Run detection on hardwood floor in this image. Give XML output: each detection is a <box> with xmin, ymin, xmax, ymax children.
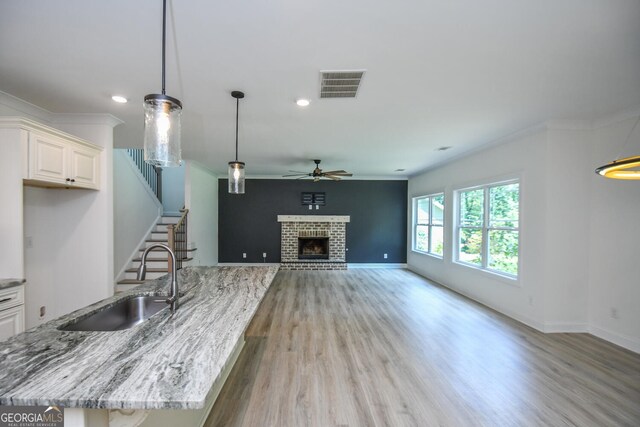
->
<box><xmin>204</xmin><ymin>269</ymin><xmax>640</xmax><ymax>426</ymax></box>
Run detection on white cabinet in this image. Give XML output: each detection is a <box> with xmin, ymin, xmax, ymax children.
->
<box><xmin>27</xmin><ymin>131</ymin><xmax>100</xmax><ymax>190</ymax></box>
<box><xmin>28</xmin><ymin>132</ymin><xmax>68</xmax><ymax>184</ymax></box>
<box><xmin>0</xmin><ymin>285</ymin><xmax>25</xmax><ymax>342</ymax></box>
<box><xmin>0</xmin><ymin>305</ymin><xmax>24</xmax><ymax>341</ymax></box>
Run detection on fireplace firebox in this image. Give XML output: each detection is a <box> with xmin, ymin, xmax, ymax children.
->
<box><xmin>298</xmin><ymin>237</ymin><xmax>329</xmax><ymax>260</ymax></box>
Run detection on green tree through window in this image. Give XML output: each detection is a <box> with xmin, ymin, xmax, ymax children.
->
<box><xmin>457</xmin><ymin>181</ymin><xmax>519</xmax><ymax>276</ymax></box>
<box><xmin>413</xmin><ymin>193</ymin><xmax>444</xmax><ymax>257</ymax></box>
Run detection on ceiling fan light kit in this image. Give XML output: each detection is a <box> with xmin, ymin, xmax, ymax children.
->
<box><xmin>228</xmin><ymin>91</ymin><xmax>246</xmax><ymax>194</ymax></box>
<box><xmin>595</xmin><ymin>155</ymin><xmax>640</xmax><ymax>180</ymax></box>
<box><xmin>595</xmin><ymin>115</ymin><xmax>640</xmax><ymax>181</ymax></box>
<box><xmin>143</xmin><ymin>0</ymin><xmax>182</xmax><ymax>167</ymax></box>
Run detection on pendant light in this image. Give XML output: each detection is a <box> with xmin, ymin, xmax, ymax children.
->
<box><xmin>228</xmin><ymin>91</ymin><xmax>246</xmax><ymax>194</ymax></box>
<box><xmin>143</xmin><ymin>0</ymin><xmax>182</xmax><ymax>167</ymax></box>
<box><xmin>595</xmin><ymin>115</ymin><xmax>640</xmax><ymax>180</ymax></box>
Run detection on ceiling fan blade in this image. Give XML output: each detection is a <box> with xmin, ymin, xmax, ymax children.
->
<box><xmin>288</xmin><ymin>170</ymin><xmax>309</xmax><ymax>174</ymax></box>
<box><xmin>282</xmin><ymin>173</ymin><xmax>309</xmax><ymax>177</ymax></box>
<box><xmin>326</xmin><ymin>175</ymin><xmax>341</xmax><ymax>181</ymax></box>
<box><xmin>325</xmin><ymin>172</ymin><xmax>353</xmax><ymax>177</ymax></box>
<box><xmin>296</xmin><ymin>176</ymin><xmax>311</xmax><ymax>180</ymax></box>
<box><xmin>321</xmin><ymin>170</ymin><xmax>348</xmax><ymax>175</ymax></box>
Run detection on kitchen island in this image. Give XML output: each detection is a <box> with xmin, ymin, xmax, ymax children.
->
<box><xmin>0</xmin><ymin>266</ymin><xmax>278</xmax><ymax>426</ymax></box>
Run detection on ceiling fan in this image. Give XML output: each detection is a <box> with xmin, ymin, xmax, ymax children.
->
<box><xmin>283</xmin><ymin>159</ymin><xmax>353</xmax><ymax>182</ymax></box>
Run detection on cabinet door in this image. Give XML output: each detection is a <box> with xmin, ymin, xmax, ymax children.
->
<box><xmin>69</xmin><ymin>144</ymin><xmax>100</xmax><ymax>189</ymax></box>
<box><xmin>0</xmin><ymin>305</ymin><xmax>25</xmax><ymax>342</ymax></box>
<box><xmin>29</xmin><ymin>132</ymin><xmax>68</xmax><ymax>184</ymax></box>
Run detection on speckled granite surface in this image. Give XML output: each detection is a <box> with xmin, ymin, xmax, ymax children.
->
<box><xmin>0</xmin><ymin>278</ymin><xmax>25</xmax><ymax>290</ymax></box>
<box><xmin>0</xmin><ymin>266</ymin><xmax>278</xmax><ymax>409</ymax></box>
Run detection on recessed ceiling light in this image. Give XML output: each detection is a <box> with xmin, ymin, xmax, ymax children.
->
<box><xmin>296</xmin><ymin>99</ymin><xmax>310</xmax><ymax>107</ymax></box>
<box><xmin>436</xmin><ymin>146</ymin><xmax>452</xmax><ymax>151</ymax></box>
<box><xmin>111</xmin><ymin>95</ymin><xmax>128</xmax><ymax>104</ymax></box>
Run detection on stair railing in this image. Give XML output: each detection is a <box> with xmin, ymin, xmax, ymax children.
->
<box><xmin>167</xmin><ymin>208</ymin><xmax>189</xmax><ymax>271</ymax></box>
<box><xmin>126</xmin><ymin>148</ymin><xmax>162</xmax><ymax>203</ymax></box>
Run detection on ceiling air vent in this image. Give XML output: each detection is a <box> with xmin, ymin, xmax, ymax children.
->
<box><xmin>320</xmin><ymin>70</ymin><xmax>365</xmax><ymax>98</ymax></box>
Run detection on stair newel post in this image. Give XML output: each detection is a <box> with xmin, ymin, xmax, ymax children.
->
<box><xmin>167</xmin><ymin>223</ymin><xmax>175</xmax><ymax>274</ymax></box>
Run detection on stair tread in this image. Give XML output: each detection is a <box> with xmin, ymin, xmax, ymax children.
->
<box><xmin>126</xmin><ymin>268</ymin><xmax>168</xmax><ymax>273</ymax></box>
<box><xmin>117</xmin><ymin>279</ymin><xmax>154</xmax><ymax>285</ymax></box>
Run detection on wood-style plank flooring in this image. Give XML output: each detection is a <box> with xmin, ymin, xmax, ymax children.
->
<box><xmin>204</xmin><ymin>269</ymin><xmax>640</xmax><ymax>426</ymax></box>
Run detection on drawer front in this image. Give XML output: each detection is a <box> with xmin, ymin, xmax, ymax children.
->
<box><xmin>0</xmin><ymin>285</ymin><xmax>24</xmax><ymax>311</ymax></box>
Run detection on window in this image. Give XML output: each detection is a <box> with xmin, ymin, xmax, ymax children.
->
<box><xmin>456</xmin><ymin>181</ymin><xmax>519</xmax><ymax>277</ymax></box>
<box><xmin>413</xmin><ymin>193</ymin><xmax>444</xmax><ymax>257</ymax></box>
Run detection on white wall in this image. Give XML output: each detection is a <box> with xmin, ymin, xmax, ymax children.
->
<box><xmin>408</xmin><ymin>111</ymin><xmax>640</xmax><ymax>352</ymax></box>
<box><xmin>0</xmin><ymin>128</ymin><xmax>25</xmax><ymax>278</ymax></box>
<box><xmin>185</xmin><ymin>162</ymin><xmax>218</xmax><ymax>266</ymax></box>
<box><xmin>587</xmin><ymin>115</ymin><xmax>640</xmax><ymax>350</ymax></box>
<box><xmin>161</xmin><ymin>163</ymin><xmax>185</xmax><ymax>216</ymax></box>
<box><xmin>0</xmin><ymin>92</ymin><xmax>120</xmax><ymax>329</ymax></box>
<box><xmin>542</xmin><ymin>128</ymin><xmax>592</xmax><ymax>329</ymax></box>
<box><xmin>113</xmin><ymin>149</ymin><xmax>162</xmax><ymax>279</ymax></box>
<box><xmin>408</xmin><ymin>128</ymin><xmax>549</xmax><ymax>329</ymax></box>
<box><xmin>23</xmin><ymin>118</ymin><xmax>118</xmax><ymax>328</ymax></box>
<box><xmin>0</xmin><ymin>91</ymin><xmax>52</xmax><ymax>280</ymax></box>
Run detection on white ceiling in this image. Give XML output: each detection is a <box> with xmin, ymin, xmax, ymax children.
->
<box><xmin>1</xmin><ymin>0</ymin><xmax>639</xmax><ymax>177</ymax></box>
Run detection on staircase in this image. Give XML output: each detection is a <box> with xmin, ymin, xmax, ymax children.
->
<box><xmin>116</xmin><ymin>215</ymin><xmax>196</xmax><ymax>293</ymax></box>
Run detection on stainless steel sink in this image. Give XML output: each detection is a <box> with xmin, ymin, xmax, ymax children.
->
<box><xmin>59</xmin><ymin>295</ymin><xmax>169</xmax><ymax>331</ymax></box>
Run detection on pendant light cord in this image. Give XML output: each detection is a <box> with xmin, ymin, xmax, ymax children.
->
<box><xmin>615</xmin><ymin>114</ymin><xmax>640</xmax><ymax>160</ymax></box>
<box><xmin>235</xmin><ymin>97</ymin><xmax>239</xmax><ymax>161</ymax></box>
<box><xmin>161</xmin><ymin>0</ymin><xmax>167</xmax><ymax>95</ymax></box>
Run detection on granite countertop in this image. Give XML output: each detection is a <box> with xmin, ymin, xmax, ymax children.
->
<box><xmin>0</xmin><ymin>266</ymin><xmax>278</xmax><ymax>410</ymax></box>
<box><xmin>0</xmin><ymin>278</ymin><xmax>25</xmax><ymax>291</ymax></box>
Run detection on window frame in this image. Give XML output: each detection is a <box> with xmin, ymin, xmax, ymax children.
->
<box><xmin>412</xmin><ymin>192</ymin><xmax>445</xmax><ymax>258</ymax></box>
<box><xmin>454</xmin><ymin>179</ymin><xmax>520</xmax><ymax>279</ymax></box>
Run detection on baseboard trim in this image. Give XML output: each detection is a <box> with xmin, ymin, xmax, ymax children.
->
<box><xmin>348</xmin><ymin>263</ymin><xmax>407</xmax><ymax>269</ymax></box>
<box><xmin>589</xmin><ymin>325</ymin><xmax>640</xmax><ymax>354</ymax></box>
<box><xmin>543</xmin><ymin>322</ymin><xmax>588</xmax><ymax>333</ymax></box>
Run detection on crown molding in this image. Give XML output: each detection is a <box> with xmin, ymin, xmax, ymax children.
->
<box><xmin>0</xmin><ymin>90</ymin><xmax>53</xmax><ymax>122</ymax></box>
<box><xmin>51</xmin><ymin>113</ymin><xmax>123</xmax><ymax>128</ymax></box>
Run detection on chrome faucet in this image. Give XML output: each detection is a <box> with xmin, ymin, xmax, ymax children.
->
<box><xmin>137</xmin><ymin>243</ymin><xmax>179</xmax><ymax>313</ymax></box>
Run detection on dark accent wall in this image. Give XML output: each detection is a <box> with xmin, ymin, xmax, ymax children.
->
<box><xmin>218</xmin><ymin>179</ymin><xmax>407</xmax><ymax>263</ymax></box>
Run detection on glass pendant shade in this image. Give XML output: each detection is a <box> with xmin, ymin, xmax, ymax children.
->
<box><xmin>143</xmin><ymin>94</ymin><xmax>182</xmax><ymax>167</ymax></box>
<box><xmin>228</xmin><ymin>161</ymin><xmax>246</xmax><ymax>194</ymax></box>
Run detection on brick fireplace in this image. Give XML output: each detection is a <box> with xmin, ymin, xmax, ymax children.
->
<box><xmin>278</xmin><ymin>215</ymin><xmax>349</xmax><ymax>270</ymax></box>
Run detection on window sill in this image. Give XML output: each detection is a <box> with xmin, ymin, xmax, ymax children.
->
<box><xmin>411</xmin><ymin>249</ymin><xmax>443</xmax><ymax>260</ymax></box>
<box><xmin>452</xmin><ymin>260</ymin><xmax>520</xmax><ymax>286</ymax></box>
